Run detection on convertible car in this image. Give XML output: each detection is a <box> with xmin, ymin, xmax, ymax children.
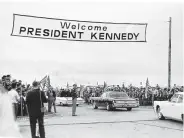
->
<box><xmin>90</xmin><ymin>91</ymin><xmax>139</xmax><ymax>111</ymax></box>
<box><xmin>154</xmin><ymin>92</ymin><xmax>183</xmax><ymax>122</ymax></box>
<box><xmin>55</xmin><ymin>97</ymin><xmax>84</xmax><ymax>106</ymax></box>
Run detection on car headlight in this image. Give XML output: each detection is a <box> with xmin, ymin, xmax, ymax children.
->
<box><xmin>113</xmin><ymin>100</ymin><xmax>116</xmax><ymax>103</ymax></box>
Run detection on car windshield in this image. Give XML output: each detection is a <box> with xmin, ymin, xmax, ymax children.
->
<box><xmin>108</xmin><ymin>92</ymin><xmax>128</xmax><ymax>98</ymax></box>
<box><xmin>60</xmin><ymin>90</ymin><xmax>72</xmax><ymax>97</ymax></box>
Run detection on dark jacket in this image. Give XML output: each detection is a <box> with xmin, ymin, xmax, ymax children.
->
<box><xmin>71</xmin><ymin>88</ymin><xmax>77</xmax><ymax>99</ymax></box>
<box><xmin>47</xmin><ymin>89</ymin><xmax>56</xmax><ymax>101</ymax></box>
<box><xmin>26</xmin><ymin>88</ymin><xmax>47</xmax><ymax>117</ymax></box>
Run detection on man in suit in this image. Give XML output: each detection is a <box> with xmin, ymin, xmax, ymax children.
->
<box><xmin>71</xmin><ymin>84</ymin><xmax>78</xmax><ymax>116</ymax></box>
<box><xmin>26</xmin><ymin>81</ymin><xmax>47</xmax><ymax>138</ymax></box>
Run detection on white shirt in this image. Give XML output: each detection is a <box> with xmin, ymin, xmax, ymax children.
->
<box><xmin>8</xmin><ymin>89</ymin><xmax>19</xmax><ymax>104</ymax></box>
<box><xmin>0</xmin><ymin>90</ymin><xmax>22</xmax><ymax>138</ymax></box>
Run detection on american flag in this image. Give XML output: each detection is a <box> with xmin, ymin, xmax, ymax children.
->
<box><xmin>40</xmin><ymin>75</ymin><xmax>51</xmax><ymax>91</ymax></box>
<box><xmin>46</xmin><ymin>75</ymin><xmax>51</xmax><ymax>89</ymax></box>
<box><xmin>66</xmin><ymin>82</ymin><xmax>69</xmax><ymax>89</ymax></box>
<box><xmin>40</xmin><ymin>75</ymin><xmax>47</xmax><ymax>90</ymax></box>
<box><xmin>103</xmin><ymin>81</ymin><xmax>108</xmax><ymax>91</ymax></box>
<box><xmin>145</xmin><ymin>77</ymin><xmax>149</xmax><ymax>98</ymax></box>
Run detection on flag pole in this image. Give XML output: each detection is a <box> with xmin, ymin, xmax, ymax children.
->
<box><xmin>168</xmin><ymin>17</ymin><xmax>172</xmax><ymax>89</ymax></box>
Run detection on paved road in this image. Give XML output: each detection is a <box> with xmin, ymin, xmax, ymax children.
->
<box><xmin>18</xmin><ymin>104</ymin><xmax>183</xmax><ymax>138</ymax></box>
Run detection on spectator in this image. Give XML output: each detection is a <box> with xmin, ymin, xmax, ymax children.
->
<box><xmin>47</xmin><ymin>87</ymin><xmax>56</xmax><ymax>113</ymax></box>
<box><xmin>71</xmin><ymin>84</ymin><xmax>78</xmax><ymax>116</ymax></box>
<box><xmin>26</xmin><ymin>81</ymin><xmax>47</xmax><ymax>138</ymax></box>
<box><xmin>8</xmin><ymin>82</ymin><xmax>20</xmax><ymax>119</ymax></box>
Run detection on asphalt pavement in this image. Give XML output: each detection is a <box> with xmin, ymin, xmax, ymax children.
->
<box><xmin>18</xmin><ymin>104</ymin><xmax>183</xmax><ymax>138</ymax></box>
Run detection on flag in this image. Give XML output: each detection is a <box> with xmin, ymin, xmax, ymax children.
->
<box><xmin>128</xmin><ymin>84</ymin><xmax>132</xmax><ymax>89</ymax></box>
<box><xmin>40</xmin><ymin>75</ymin><xmax>47</xmax><ymax>90</ymax></box>
<box><xmin>145</xmin><ymin>77</ymin><xmax>149</xmax><ymax>98</ymax></box>
<box><xmin>66</xmin><ymin>82</ymin><xmax>69</xmax><ymax>89</ymax></box>
<box><xmin>103</xmin><ymin>81</ymin><xmax>108</xmax><ymax>91</ymax></box>
<box><xmin>45</xmin><ymin>75</ymin><xmax>51</xmax><ymax>89</ymax></box>
<box><xmin>40</xmin><ymin>75</ymin><xmax>47</xmax><ymax>83</ymax></box>
<box><xmin>40</xmin><ymin>75</ymin><xmax>51</xmax><ymax>91</ymax></box>
<box><xmin>156</xmin><ymin>84</ymin><xmax>160</xmax><ymax>89</ymax></box>
<box><xmin>122</xmin><ymin>83</ymin><xmax>125</xmax><ymax>88</ymax></box>
<box><xmin>103</xmin><ymin>81</ymin><xmax>107</xmax><ymax>88</ymax></box>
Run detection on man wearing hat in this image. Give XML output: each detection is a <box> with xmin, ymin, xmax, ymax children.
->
<box><xmin>71</xmin><ymin>84</ymin><xmax>78</xmax><ymax>116</ymax></box>
<box><xmin>26</xmin><ymin>81</ymin><xmax>47</xmax><ymax>138</ymax></box>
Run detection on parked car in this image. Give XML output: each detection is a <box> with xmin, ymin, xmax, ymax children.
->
<box><xmin>154</xmin><ymin>92</ymin><xmax>183</xmax><ymax>122</ymax></box>
<box><xmin>55</xmin><ymin>96</ymin><xmax>84</xmax><ymax>106</ymax></box>
<box><xmin>90</xmin><ymin>91</ymin><xmax>139</xmax><ymax>111</ymax></box>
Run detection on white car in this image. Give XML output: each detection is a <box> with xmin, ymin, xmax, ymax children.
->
<box><xmin>154</xmin><ymin>92</ymin><xmax>183</xmax><ymax>122</ymax></box>
<box><xmin>55</xmin><ymin>97</ymin><xmax>84</xmax><ymax>106</ymax></box>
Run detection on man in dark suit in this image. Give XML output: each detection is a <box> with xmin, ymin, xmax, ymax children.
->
<box><xmin>26</xmin><ymin>81</ymin><xmax>47</xmax><ymax>138</ymax></box>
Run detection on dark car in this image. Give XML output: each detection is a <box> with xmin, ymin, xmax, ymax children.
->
<box><xmin>90</xmin><ymin>91</ymin><xmax>139</xmax><ymax>111</ymax></box>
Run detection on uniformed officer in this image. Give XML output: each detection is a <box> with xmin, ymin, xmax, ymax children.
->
<box><xmin>71</xmin><ymin>84</ymin><xmax>78</xmax><ymax>116</ymax></box>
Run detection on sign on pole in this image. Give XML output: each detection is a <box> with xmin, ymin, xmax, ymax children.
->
<box><xmin>11</xmin><ymin>14</ymin><xmax>147</xmax><ymax>42</ymax></box>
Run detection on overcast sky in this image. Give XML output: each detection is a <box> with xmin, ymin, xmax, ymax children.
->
<box><xmin>0</xmin><ymin>2</ymin><xmax>183</xmax><ymax>87</ymax></box>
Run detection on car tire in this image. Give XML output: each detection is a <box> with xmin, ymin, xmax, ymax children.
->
<box><xmin>93</xmin><ymin>101</ymin><xmax>98</xmax><ymax>109</ymax></box>
<box><xmin>156</xmin><ymin>106</ymin><xmax>165</xmax><ymax>120</ymax></box>
<box><xmin>127</xmin><ymin>107</ymin><xmax>132</xmax><ymax>111</ymax></box>
<box><xmin>112</xmin><ymin>107</ymin><xmax>116</xmax><ymax>111</ymax></box>
<box><xmin>107</xmin><ymin>103</ymin><xmax>112</xmax><ymax>111</ymax></box>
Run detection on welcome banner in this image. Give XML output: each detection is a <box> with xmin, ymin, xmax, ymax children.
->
<box><xmin>11</xmin><ymin>14</ymin><xmax>147</xmax><ymax>42</ymax></box>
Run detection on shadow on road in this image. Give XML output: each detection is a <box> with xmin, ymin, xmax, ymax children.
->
<box><xmin>97</xmin><ymin>108</ymin><xmax>134</xmax><ymax>112</ymax></box>
<box><xmin>163</xmin><ymin>119</ymin><xmax>183</xmax><ymax>125</ymax></box>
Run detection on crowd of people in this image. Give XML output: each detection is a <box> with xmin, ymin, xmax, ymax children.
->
<box><xmin>0</xmin><ymin>75</ymin><xmax>57</xmax><ymax>117</ymax></box>
<box><xmin>0</xmin><ymin>74</ymin><xmax>80</xmax><ymax>138</ymax></box>
<box><xmin>0</xmin><ymin>74</ymin><xmax>183</xmax><ymax>138</ymax></box>
<box><xmin>82</xmin><ymin>84</ymin><xmax>183</xmax><ymax>105</ymax></box>
<box><xmin>1</xmin><ymin>74</ymin><xmax>183</xmax><ymax>113</ymax></box>
<box><xmin>0</xmin><ymin>75</ymin><xmax>30</xmax><ymax>117</ymax></box>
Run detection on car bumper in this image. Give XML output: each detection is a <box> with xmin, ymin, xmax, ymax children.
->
<box><xmin>112</xmin><ymin>103</ymin><xmax>139</xmax><ymax>108</ymax></box>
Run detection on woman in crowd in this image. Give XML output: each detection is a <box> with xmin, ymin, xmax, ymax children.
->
<box><xmin>0</xmin><ymin>83</ymin><xmax>22</xmax><ymax>138</ymax></box>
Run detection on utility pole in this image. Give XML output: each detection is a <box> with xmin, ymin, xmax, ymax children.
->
<box><xmin>168</xmin><ymin>17</ymin><xmax>172</xmax><ymax>89</ymax></box>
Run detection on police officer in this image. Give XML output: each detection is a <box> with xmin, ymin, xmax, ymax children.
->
<box><xmin>71</xmin><ymin>84</ymin><xmax>78</xmax><ymax>116</ymax></box>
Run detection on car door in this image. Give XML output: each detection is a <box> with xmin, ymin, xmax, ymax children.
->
<box><xmin>163</xmin><ymin>94</ymin><xmax>179</xmax><ymax>117</ymax></box>
<box><xmin>99</xmin><ymin>93</ymin><xmax>107</xmax><ymax>107</ymax></box>
<box><xmin>172</xmin><ymin>94</ymin><xmax>183</xmax><ymax>120</ymax></box>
